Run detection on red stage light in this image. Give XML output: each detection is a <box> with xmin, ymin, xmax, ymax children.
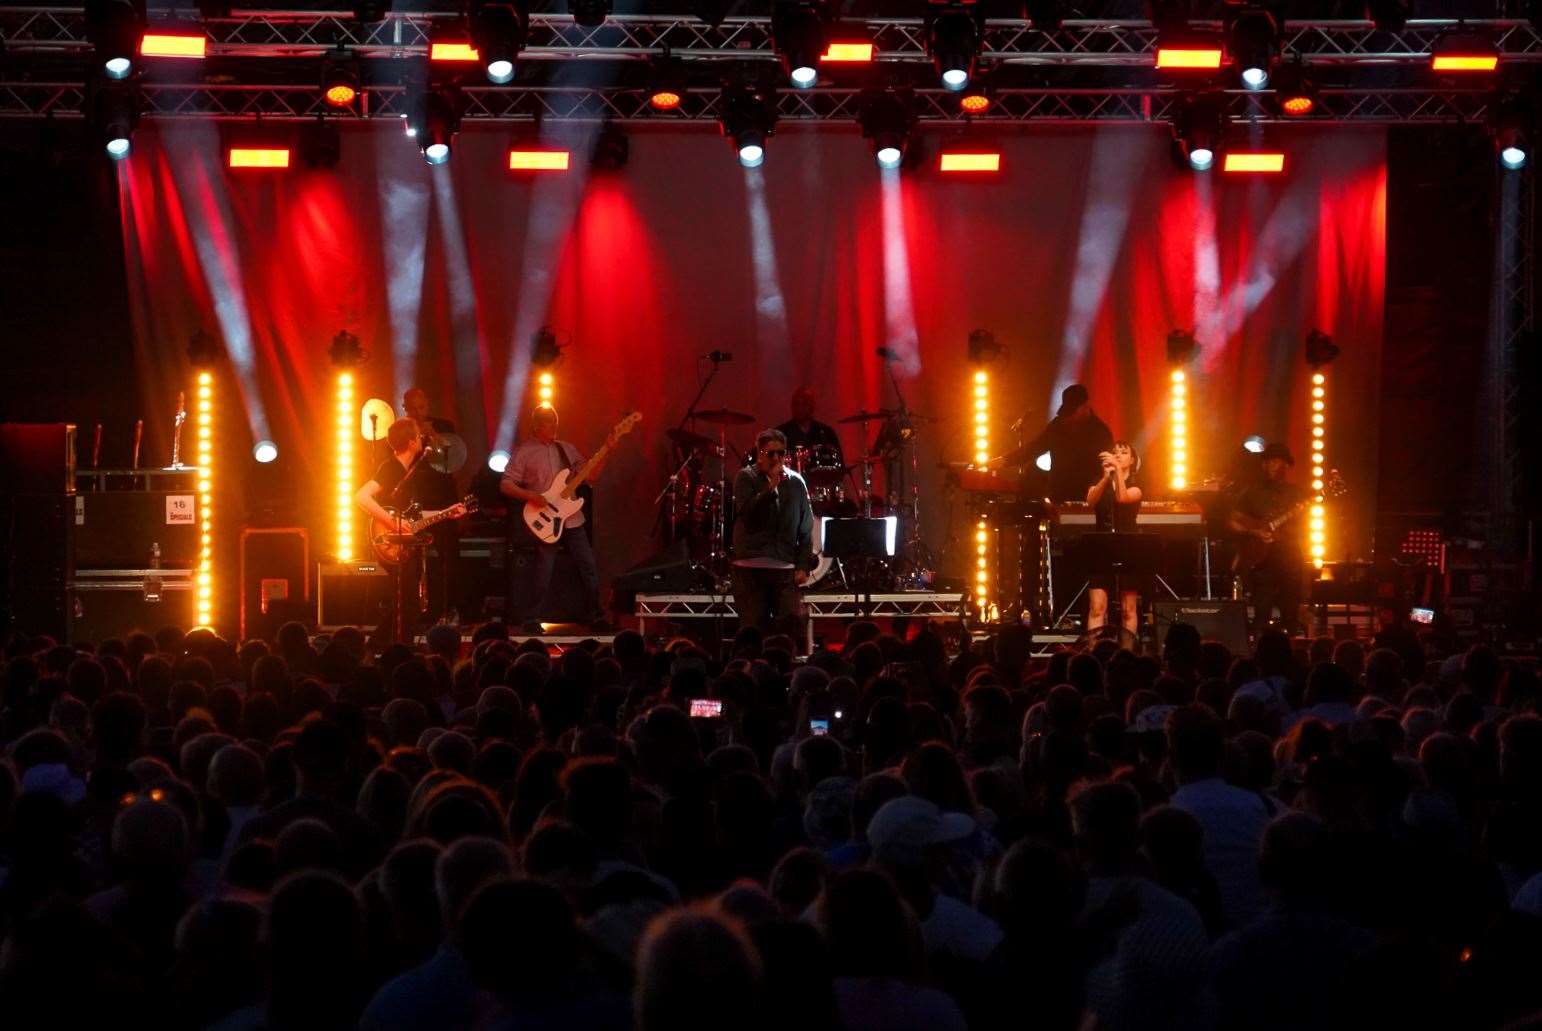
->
<box><xmin>325</xmin><ymin>83</ymin><xmax>358</xmax><ymax>107</ymax></box>
<box><xmin>959</xmin><ymin>92</ymin><xmax>992</xmax><ymax>114</ymax></box>
<box><xmin>509</xmin><ymin>150</ymin><xmax>570</xmax><ymax>171</ymax></box>
<box><xmin>1156</xmin><ymin>47</ymin><xmax>1224</xmax><ymax>69</ymax></box>
<box><xmin>1431</xmin><ymin>53</ymin><xmax>1499</xmax><ymax>71</ymax></box>
<box><xmin>228</xmin><ymin>148</ymin><xmax>291</xmax><ymax>169</ymax></box>
<box><xmin>821</xmin><ymin>42</ymin><xmax>874</xmax><ymax>62</ymax></box>
<box><xmin>650</xmin><ymin>89</ymin><xmax>682</xmax><ymax>111</ymax></box>
<box><xmin>141</xmin><ymin>32</ymin><xmax>207</xmax><ymax>59</ymax></box>
<box><xmin>1223</xmin><ymin>152</ymin><xmax>1285</xmax><ymax>173</ymax></box>
<box><xmin>940</xmin><ymin>152</ymin><xmax>1001</xmax><ymax>172</ymax></box>
<box><xmin>430</xmin><ymin>42</ymin><xmax>481</xmax><ymax>62</ymax></box>
<box><xmin>1281</xmin><ymin>94</ymin><xmax>1314</xmax><ymax>115</ymax></box>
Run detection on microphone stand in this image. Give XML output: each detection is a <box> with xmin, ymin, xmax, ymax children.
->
<box><xmin>879</xmin><ymin>355</ymin><xmax>931</xmax><ymax>584</ymax></box>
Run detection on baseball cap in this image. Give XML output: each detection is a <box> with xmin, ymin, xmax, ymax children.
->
<box><xmin>1261</xmin><ymin>442</ymin><xmax>1295</xmax><ymax>465</ymax></box>
<box><xmin>1056</xmin><ymin>384</ymin><xmax>1090</xmax><ymax>418</ymax></box>
<box><xmin>866</xmin><ymin>796</ymin><xmax>975</xmax><ymax>868</ymax></box>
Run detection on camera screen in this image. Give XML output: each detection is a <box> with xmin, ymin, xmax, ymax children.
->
<box><xmin>690</xmin><ymin>699</ymin><xmax>723</xmax><ymax>718</ymax></box>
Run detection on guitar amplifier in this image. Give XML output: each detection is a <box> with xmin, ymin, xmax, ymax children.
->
<box><xmin>74</xmin><ymin>489</ymin><xmax>201</xmax><ymax>570</ymax></box>
<box><xmin>241</xmin><ymin>528</ymin><xmax>309</xmax><ymax>641</ymax></box>
<box><xmin>1152</xmin><ymin>599</ymin><xmax>1251</xmax><ymax>655</ymax></box>
<box><xmin>318</xmin><ymin>560</ymin><xmax>393</xmax><ymax>630</ymax></box>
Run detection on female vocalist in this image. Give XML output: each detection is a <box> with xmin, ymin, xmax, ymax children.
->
<box><xmin>1084</xmin><ymin>440</ymin><xmax>1143</xmax><ymax>636</ymax></box>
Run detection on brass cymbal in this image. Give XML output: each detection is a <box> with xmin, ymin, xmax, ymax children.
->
<box><xmin>691</xmin><ymin>407</ymin><xmax>757</xmax><ymax>425</ymax></box>
<box><xmin>360</xmin><ymin>398</ymin><xmax>395</xmax><ymax>441</ymax></box>
<box><xmin>837</xmin><ymin>409</ymin><xmax>895</xmax><ymax>425</ymax></box>
<box><xmin>666</xmin><ymin>426</ymin><xmax>719</xmax><ymax>452</ymax></box>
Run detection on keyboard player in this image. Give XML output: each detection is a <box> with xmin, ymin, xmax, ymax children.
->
<box><xmin>987</xmin><ymin>383</ymin><xmax>1113</xmax><ymax>502</ymax></box>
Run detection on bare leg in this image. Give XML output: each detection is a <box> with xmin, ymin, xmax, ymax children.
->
<box><xmin>1088</xmin><ymin>588</ymin><xmax>1109</xmax><ymax>630</ymax></box>
<box><xmin>1121</xmin><ymin>590</ymin><xmax>1140</xmax><ymax>637</ymax></box>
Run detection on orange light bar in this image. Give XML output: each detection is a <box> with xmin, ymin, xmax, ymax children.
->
<box><xmin>325</xmin><ymin>83</ymin><xmax>358</xmax><ymax>107</ymax></box>
<box><xmin>940</xmin><ymin>152</ymin><xmax>1001</xmax><ymax>172</ymax></box>
<box><xmin>1431</xmin><ymin>53</ymin><xmax>1499</xmax><ymax>71</ymax></box>
<box><xmin>959</xmin><ymin>93</ymin><xmax>992</xmax><ymax>114</ymax></box>
<box><xmin>1223</xmin><ymin>152</ymin><xmax>1286</xmax><ymax>173</ymax></box>
<box><xmin>228</xmin><ymin>148</ymin><xmax>291</xmax><ymax>169</ymax></box>
<box><xmin>1281</xmin><ymin>95</ymin><xmax>1314</xmax><ymax>115</ymax></box>
<box><xmin>430</xmin><ymin>42</ymin><xmax>481</xmax><ymax>62</ymax></box>
<box><xmin>509</xmin><ymin>150</ymin><xmax>571</xmax><ymax>171</ymax></box>
<box><xmin>141</xmin><ymin>32</ymin><xmax>207</xmax><ymax>58</ymax></box>
<box><xmin>821</xmin><ymin>42</ymin><xmax>875</xmax><ymax>62</ymax></box>
<box><xmin>1156</xmin><ymin>47</ymin><xmax>1224</xmax><ymax>69</ymax></box>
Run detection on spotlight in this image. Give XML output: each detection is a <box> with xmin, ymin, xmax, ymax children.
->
<box><xmin>1025</xmin><ymin>0</ymin><xmax>1062</xmax><ymax>32</ymax></box>
<box><xmin>253</xmin><ymin>440</ymin><xmax>279</xmax><ymax>464</ymax></box>
<box><xmin>1035</xmin><ymin>452</ymin><xmax>1052</xmax><ymax>472</ymax></box>
<box><xmin>1271</xmin><ymin>61</ymin><xmax>1316</xmax><ymax>116</ymax></box>
<box><xmin>719</xmin><ymin>83</ymin><xmax>779</xmax><ymax>167</ymax></box>
<box><xmin>1242</xmin><ymin>435</ymin><xmax>1266</xmax><ymax>453</ymax></box>
<box><xmin>1365</xmin><ymin>0</ymin><xmax>1409</xmax><ymax>33</ymax></box>
<box><xmin>140</xmin><ymin>28</ymin><xmax>207</xmax><ymax>60</ymax></box>
<box><xmin>471</xmin><ymin>2</ymin><xmax>527</xmax><ymax>83</ymax></box>
<box><xmin>1172</xmin><ymin>93</ymin><xmax>1225</xmax><ymax>171</ymax></box>
<box><xmin>968</xmin><ymin>329</ymin><xmax>1003</xmax><ymax>363</ymax></box>
<box><xmin>649</xmin><ymin>56</ymin><xmax>685</xmax><ymax>111</ymax></box>
<box><xmin>1492</xmin><ymin>94</ymin><xmax>1532</xmax><ymax>170</ymax></box>
<box><xmin>1166</xmin><ymin>328</ymin><xmax>1198</xmax><ymax>364</ymax></box>
<box><xmin>420</xmin><ymin>88</ymin><xmax>463</xmax><ymax>165</ymax></box>
<box><xmin>927</xmin><ymin>5</ymin><xmax>981</xmax><ymax>91</ymax></box>
<box><xmin>1229</xmin><ymin>8</ymin><xmax>1276</xmax><ymax>89</ymax></box>
<box><xmin>328</xmin><ymin>329</ymin><xmax>366</xmax><ymax>368</ymax></box>
<box><xmin>958</xmin><ymin>80</ymin><xmax>992</xmax><ymax>115</ymax></box>
<box><xmin>1305</xmin><ymin>328</ymin><xmax>1339</xmax><ymax>368</ymax></box>
<box><xmin>488</xmin><ymin>449</ymin><xmax>511</xmax><ymax>473</ymax></box>
<box><xmin>531</xmin><ymin>326</ymin><xmax>563</xmax><ymax>367</ymax></box>
<box><xmin>85</xmin><ymin>0</ymin><xmax>144</xmax><ymax>81</ymax></box>
<box><xmin>1431</xmin><ymin>32</ymin><xmax>1499</xmax><ymax>73</ymax></box>
<box><xmin>774</xmin><ymin>3</ymin><xmax>826</xmax><ymax>90</ymax></box>
<box><xmin>93</xmin><ymin>80</ymin><xmax>139</xmax><ymax>160</ymax></box>
<box><xmin>321</xmin><ymin>46</ymin><xmax>360</xmax><ymax>107</ymax></box>
<box><xmin>859</xmin><ymin>88</ymin><xmax>915</xmax><ymax>171</ymax></box>
<box><xmin>1155</xmin><ymin>29</ymin><xmax>1225</xmax><ymax>72</ymax></box>
<box><xmin>570</xmin><ymin>0</ymin><xmax>613</xmax><ymax>29</ymax></box>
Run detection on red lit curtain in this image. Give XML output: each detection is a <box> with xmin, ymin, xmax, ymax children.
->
<box><xmin>117</xmin><ymin>123</ymin><xmax>1386</xmax><ymax>579</ymax></box>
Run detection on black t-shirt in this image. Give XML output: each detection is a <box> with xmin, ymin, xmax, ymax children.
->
<box><xmin>1236</xmin><ymin>478</ymin><xmax>1307</xmax><ymax>561</ymax></box>
<box><xmin>372</xmin><ymin>455</ymin><xmax>411</xmax><ymax>508</ymax></box>
<box><xmin>1008</xmin><ymin>413</ymin><xmax>1114</xmax><ymax>502</ymax></box>
<box><xmin>1095</xmin><ymin>474</ymin><xmax>1140</xmax><ymax>532</ymax></box>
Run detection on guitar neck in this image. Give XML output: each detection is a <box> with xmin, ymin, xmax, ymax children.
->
<box><xmin>561</xmin><ymin>440</ymin><xmax>615</xmax><ymax>498</ymax></box>
<box><xmin>409</xmin><ymin>506</ymin><xmax>459</xmax><ymax>533</ymax></box>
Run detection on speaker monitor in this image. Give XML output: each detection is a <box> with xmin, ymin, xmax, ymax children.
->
<box><xmin>75</xmin><ymin>490</ymin><xmax>201</xmax><ymax>570</ymax></box>
<box><xmin>1152</xmin><ymin>599</ymin><xmax>1250</xmax><ymax>655</ymax></box>
<box><xmin>241</xmin><ymin>528</ymin><xmax>310</xmax><ymax>641</ymax></box>
<box><xmin>318</xmin><ymin>560</ymin><xmax>393</xmax><ymax>629</ymax></box>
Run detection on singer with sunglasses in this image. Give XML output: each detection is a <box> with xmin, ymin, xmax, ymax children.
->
<box><xmin>731</xmin><ymin>428</ymin><xmax>816</xmax><ymax>636</ymax></box>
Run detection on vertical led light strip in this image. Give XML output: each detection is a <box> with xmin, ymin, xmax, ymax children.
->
<box><xmin>1169</xmin><ymin>369</ymin><xmax>1188</xmax><ymax>490</ymax></box>
<box><xmin>1308</xmin><ymin>371</ymin><xmax>1327</xmax><ymax>567</ymax></box>
<box><xmin>971</xmin><ymin>370</ymin><xmax>990</xmax><ymax>464</ymax></box>
<box><xmin>537</xmin><ymin>370</ymin><xmax>555</xmax><ymax>406</ymax></box>
<box><xmin>337</xmin><ymin>372</ymin><xmax>355</xmax><ymax>562</ymax></box>
<box><xmin>974</xmin><ymin>518</ymin><xmax>990</xmax><ymax>620</ymax></box>
<box><xmin>194</xmin><ymin>372</ymin><xmax>214</xmax><ymax>627</ymax></box>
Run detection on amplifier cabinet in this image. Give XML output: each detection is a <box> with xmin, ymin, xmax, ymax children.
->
<box><xmin>74</xmin><ymin>489</ymin><xmax>201</xmax><ymax>569</ymax></box>
<box><xmin>70</xmin><ymin>568</ymin><xmax>195</xmax><ymax>646</ymax></box>
<box><xmin>318</xmin><ymin>560</ymin><xmax>393</xmax><ymax>630</ymax></box>
<box><xmin>241</xmin><ymin>528</ymin><xmax>309</xmax><ymax>642</ymax></box>
<box><xmin>1151</xmin><ymin>599</ymin><xmax>1251</xmax><ymax>655</ymax></box>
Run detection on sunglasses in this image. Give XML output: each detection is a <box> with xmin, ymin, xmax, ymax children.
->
<box><xmin>760</xmin><ymin>448</ymin><xmax>786</xmax><ymax>457</ymax></box>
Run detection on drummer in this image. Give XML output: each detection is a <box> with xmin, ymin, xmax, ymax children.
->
<box><xmin>777</xmin><ymin>387</ymin><xmax>845</xmax><ymax>469</ymax></box>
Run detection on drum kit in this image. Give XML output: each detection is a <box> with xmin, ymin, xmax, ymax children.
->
<box><xmin>655</xmin><ymin>372</ymin><xmax>935</xmax><ymax>590</ymax></box>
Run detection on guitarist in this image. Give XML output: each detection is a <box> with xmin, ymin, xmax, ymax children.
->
<box><xmin>1228</xmin><ymin>442</ymin><xmax>1305</xmax><ymax>635</ymax></box>
<box><xmin>498</xmin><ymin>404</ymin><xmax>608</xmax><ymax>633</ymax></box>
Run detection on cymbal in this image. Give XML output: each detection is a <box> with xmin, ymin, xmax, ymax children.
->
<box><xmin>666</xmin><ymin>427</ymin><xmax>719</xmax><ymax>452</ymax></box>
<box><xmin>360</xmin><ymin>398</ymin><xmax>395</xmax><ymax>441</ymax></box>
<box><xmin>427</xmin><ymin>432</ymin><xmax>467</xmax><ymax>474</ymax></box>
<box><xmin>837</xmin><ymin>408</ymin><xmax>895</xmax><ymax>425</ymax></box>
<box><xmin>692</xmin><ymin>407</ymin><xmax>756</xmax><ymax>425</ymax></box>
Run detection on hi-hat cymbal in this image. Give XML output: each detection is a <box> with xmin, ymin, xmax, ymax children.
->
<box><xmin>427</xmin><ymin>432</ymin><xmax>467</xmax><ymax>474</ymax></box>
<box><xmin>667</xmin><ymin>427</ymin><xmax>720</xmax><ymax>453</ymax></box>
<box><xmin>837</xmin><ymin>409</ymin><xmax>895</xmax><ymax>425</ymax></box>
<box><xmin>360</xmin><ymin>398</ymin><xmax>395</xmax><ymax>441</ymax></box>
<box><xmin>692</xmin><ymin>407</ymin><xmax>756</xmax><ymax>425</ymax></box>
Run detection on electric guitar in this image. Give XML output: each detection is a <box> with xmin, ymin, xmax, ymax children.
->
<box><xmin>371</xmin><ymin>494</ymin><xmax>478</xmax><ymax>564</ymax></box>
<box><xmin>1231</xmin><ymin>471</ymin><xmax>1347</xmax><ymax>573</ymax></box>
<box><xmin>522</xmin><ymin>412</ymin><xmax>642</xmax><ymax>543</ymax></box>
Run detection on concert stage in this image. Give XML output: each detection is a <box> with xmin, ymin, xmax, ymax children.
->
<box><xmin>636</xmin><ymin>591</ymin><xmax>968</xmax><ymax>652</ymax></box>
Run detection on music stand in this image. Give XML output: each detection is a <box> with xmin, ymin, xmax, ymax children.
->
<box><xmin>821</xmin><ymin>516</ymin><xmax>897</xmax><ymax>623</ymax></box>
<box><xmin>1052</xmin><ymin>532</ymin><xmax>1165</xmax><ymax>633</ymax></box>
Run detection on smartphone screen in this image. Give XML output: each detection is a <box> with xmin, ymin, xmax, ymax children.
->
<box><xmin>1409</xmin><ymin>607</ymin><xmax>1435</xmax><ymax>625</ymax></box>
<box><xmin>809</xmin><ymin>718</ymin><xmax>829</xmax><ymax>736</ymax></box>
<box><xmin>690</xmin><ymin>699</ymin><xmax>723</xmax><ymax>718</ymax></box>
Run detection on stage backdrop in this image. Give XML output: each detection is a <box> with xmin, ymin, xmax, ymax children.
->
<box><xmin>116</xmin><ymin>122</ymin><xmax>1385</xmax><ymax>595</ymax></box>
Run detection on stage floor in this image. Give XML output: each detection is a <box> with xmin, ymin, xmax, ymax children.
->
<box><xmin>635</xmin><ymin>590</ymin><xmax>968</xmax><ymax>650</ymax></box>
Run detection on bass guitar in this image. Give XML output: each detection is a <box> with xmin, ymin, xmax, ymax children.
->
<box><xmin>523</xmin><ymin>412</ymin><xmax>642</xmax><ymax>543</ymax></box>
<box><xmin>372</xmin><ymin>495</ymin><xmax>478</xmax><ymax>564</ymax></box>
<box><xmin>1232</xmin><ymin>471</ymin><xmax>1347</xmax><ymax>573</ymax></box>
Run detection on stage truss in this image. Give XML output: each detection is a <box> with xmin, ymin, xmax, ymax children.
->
<box><xmin>635</xmin><ymin>591</ymin><xmax>968</xmax><ymax>648</ymax></box>
<box><xmin>1</xmin><ymin>9</ymin><xmax>1540</xmax><ymax>124</ymax></box>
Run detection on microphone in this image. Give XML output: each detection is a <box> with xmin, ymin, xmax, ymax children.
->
<box><xmin>876</xmin><ymin>346</ymin><xmax>899</xmax><ymax>362</ymax></box>
<box><xmin>703</xmin><ymin>350</ymin><xmax>734</xmax><ymax>363</ymax></box>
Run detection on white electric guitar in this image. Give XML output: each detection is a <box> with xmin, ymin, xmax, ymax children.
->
<box><xmin>522</xmin><ymin>411</ymin><xmax>642</xmax><ymax>543</ymax></box>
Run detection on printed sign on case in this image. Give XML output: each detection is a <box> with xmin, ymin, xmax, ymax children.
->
<box><xmin>167</xmin><ymin>494</ymin><xmax>196</xmax><ymax>525</ymax></box>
